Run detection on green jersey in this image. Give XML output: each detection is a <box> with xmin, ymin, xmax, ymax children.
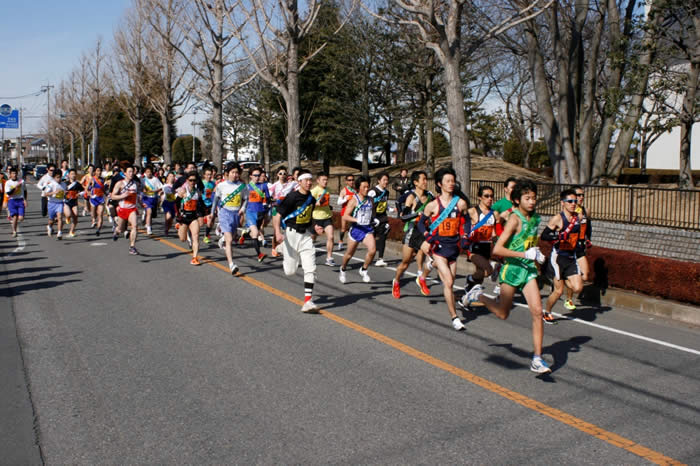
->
<box><xmin>499</xmin><ymin>209</ymin><xmax>540</xmax><ymax>289</ymax></box>
<box><xmin>492</xmin><ymin>196</ymin><xmax>513</xmax><ymax>214</ymax></box>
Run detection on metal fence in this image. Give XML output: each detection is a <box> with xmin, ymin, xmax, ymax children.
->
<box><xmin>326</xmin><ymin>175</ymin><xmax>700</xmax><ymax>230</ymax></box>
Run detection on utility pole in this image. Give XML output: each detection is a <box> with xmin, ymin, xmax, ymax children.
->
<box><xmin>41</xmin><ymin>84</ymin><xmax>54</xmax><ymax>163</ymax></box>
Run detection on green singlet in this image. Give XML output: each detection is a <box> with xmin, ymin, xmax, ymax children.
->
<box><xmin>492</xmin><ymin>196</ymin><xmax>513</xmax><ymax>214</ymax></box>
<box><xmin>499</xmin><ymin>209</ymin><xmax>540</xmax><ymax>290</ymax></box>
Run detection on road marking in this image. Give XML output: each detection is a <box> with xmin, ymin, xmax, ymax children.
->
<box><xmin>145</xmin><ymin>232</ymin><xmax>684</xmax><ymax>465</ymax></box>
<box><xmin>9</xmin><ymin>232</ymin><xmax>26</xmax><ymax>256</ymax></box>
<box><xmin>319</xmin><ymin>248</ymin><xmax>700</xmax><ymax>356</ymax></box>
<box><xmin>91</xmin><ymin>242</ymin><xmax>108</xmax><ymax>246</ymax></box>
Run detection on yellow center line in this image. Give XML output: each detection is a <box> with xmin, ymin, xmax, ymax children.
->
<box><xmin>142</xmin><ymin>230</ymin><xmax>684</xmax><ymax>465</ymax></box>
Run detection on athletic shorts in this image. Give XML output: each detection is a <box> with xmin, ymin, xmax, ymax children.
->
<box><xmin>245</xmin><ymin>210</ymin><xmax>265</xmax><ymax>229</ymax></box>
<box><xmin>402</xmin><ymin>225</ymin><xmax>415</xmax><ymax>245</ymax></box>
<box><xmin>117</xmin><ymin>206</ymin><xmax>137</xmax><ymax>221</ymax></box>
<box><xmin>549</xmin><ymin>250</ymin><xmax>580</xmax><ymax>280</ymax></box>
<box><xmin>7</xmin><ymin>198</ymin><xmax>25</xmax><ymax>217</ymax></box>
<box><xmin>499</xmin><ymin>262</ymin><xmax>538</xmax><ymax>290</ymax></box>
<box><xmin>142</xmin><ymin>196</ymin><xmax>158</xmax><ymax>210</ymax></box>
<box><xmin>48</xmin><ymin>201</ymin><xmax>63</xmax><ymax>220</ymax></box>
<box><xmin>349</xmin><ymin>224</ymin><xmax>373</xmax><ymax>243</ymax></box>
<box><xmin>178</xmin><ymin>212</ymin><xmax>199</xmax><ymax>226</ymax></box>
<box><xmin>64</xmin><ymin>199</ymin><xmax>78</xmax><ymax>209</ymax></box>
<box><xmin>218</xmin><ymin>208</ymin><xmax>241</xmax><ymax>234</ymax></box>
<box><xmin>90</xmin><ymin>196</ymin><xmax>104</xmax><ymax>207</ymax></box>
<box><xmin>469</xmin><ymin>242</ymin><xmax>492</xmax><ymax>260</ymax></box>
<box><xmin>202</xmin><ymin>205</ymin><xmax>212</xmax><ymax>217</ymax></box>
<box><xmin>162</xmin><ymin>200</ymin><xmax>176</xmax><ymax>216</ymax></box>
<box><xmin>432</xmin><ymin>239</ymin><xmax>460</xmax><ymax>263</ymax></box>
<box><xmin>313</xmin><ymin>217</ymin><xmax>333</xmax><ymax>229</ymax></box>
<box><xmin>109</xmin><ymin>199</ymin><xmax>119</xmax><ymax>208</ymax></box>
<box><xmin>408</xmin><ymin>226</ymin><xmax>426</xmax><ymax>252</ymax></box>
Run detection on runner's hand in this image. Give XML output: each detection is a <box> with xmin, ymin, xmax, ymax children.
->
<box><xmin>525</xmin><ymin>247</ymin><xmax>546</xmax><ymax>264</ymax></box>
<box><xmin>275</xmin><ymin>232</ymin><xmax>284</xmax><ymax>244</ymax></box>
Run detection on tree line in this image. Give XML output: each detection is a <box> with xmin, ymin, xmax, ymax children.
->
<box><xmin>49</xmin><ymin>0</ymin><xmax>698</xmax><ymax>188</ymax></box>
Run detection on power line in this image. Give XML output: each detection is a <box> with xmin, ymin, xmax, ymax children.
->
<box><xmin>0</xmin><ymin>90</ymin><xmax>45</xmax><ymax>99</ymax></box>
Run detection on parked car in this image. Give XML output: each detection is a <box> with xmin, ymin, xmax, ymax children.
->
<box><xmin>34</xmin><ymin>164</ymin><xmax>48</xmax><ymax>179</ymax></box>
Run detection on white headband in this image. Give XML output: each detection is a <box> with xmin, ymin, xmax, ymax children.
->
<box><xmin>298</xmin><ymin>173</ymin><xmax>313</xmax><ymax>181</ymax></box>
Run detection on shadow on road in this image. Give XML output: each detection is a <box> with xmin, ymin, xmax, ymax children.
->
<box><xmin>488</xmin><ymin>335</ymin><xmax>593</xmax><ymax>377</ymax></box>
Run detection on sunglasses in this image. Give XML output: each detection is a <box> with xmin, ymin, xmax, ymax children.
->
<box><xmin>346</xmin><ymin>178</ymin><xmax>354</xmax><ymax>182</ymax></box>
<box><xmin>251</xmin><ymin>173</ymin><xmax>260</xmax><ymax>177</ymax></box>
<box><xmin>187</xmin><ymin>178</ymin><xmax>197</xmax><ymax>182</ymax></box>
<box><xmin>563</xmin><ymin>199</ymin><xmax>578</xmax><ymax>204</ymax></box>
<box><xmin>278</xmin><ymin>172</ymin><xmax>287</xmax><ymax>176</ymax></box>
<box><xmin>481</xmin><ymin>194</ymin><xmax>493</xmax><ymax>198</ymax></box>
<box><xmin>576</xmin><ymin>193</ymin><xmax>585</xmax><ymax>197</ymax></box>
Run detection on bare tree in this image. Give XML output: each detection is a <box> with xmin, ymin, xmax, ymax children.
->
<box><xmin>229</xmin><ymin>0</ymin><xmax>356</xmax><ymax>170</ymax></box>
<box><xmin>62</xmin><ymin>60</ymin><xmax>94</xmax><ymax>167</ymax></box>
<box><xmin>86</xmin><ymin>38</ymin><xmax>111</xmax><ymax>166</ymax></box>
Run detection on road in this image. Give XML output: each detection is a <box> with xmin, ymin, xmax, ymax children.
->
<box><xmin>1</xmin><ymin>188</ymin><xmax>699</xmax><ymax>465</ymax></box>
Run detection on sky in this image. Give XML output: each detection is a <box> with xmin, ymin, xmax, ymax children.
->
<box><xmin>0</xmin><ymin>0</ymin><xmax>193</xmax><ymax>139</ymax></box>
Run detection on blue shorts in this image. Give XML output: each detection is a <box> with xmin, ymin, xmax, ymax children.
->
<box><xmin>162</xmin><ymin>200</ymin><xmax>176</xmax><ymax>216</ymax></box>
<box><xmin>7</xmin><ymin>198</ymin><xmax>25</xmax><ymax>217</ymax></box>
<box><xmin>90</xmin><ymin>196</ymin><xmax>104</xmax><ymax>207</ymax></box>
<box><xmin>219</xmin><ymin>208</ymin><xmax>241</xmax><ymax>234</ymax></box>
<box><xmin>245</xmin><ymin>210</ymin><xmax>264</xmax><ymax>228</ymax></box>
<box><xmin>432</xmin><ymin>239</ymin><xmax>460</xmax><ymax>263</ymax></box>
<box><xmin>349</xmin><ymin>224</ymin><xmax>373</xmax><ymax>243</ymax></box>
<box><xmin>48</xmin><ymin>201</ymin><xmax>63</xmax><ymax>220</ymax></box>
<box><xmin>142</xmin><ymin>196</ymin><xmax>158</xmax><ymax>211</ymax></box>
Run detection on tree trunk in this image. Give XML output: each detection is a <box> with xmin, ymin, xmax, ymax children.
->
<box><xmin>362</xmin><ymin>142</ymin><xmax>369</xmax><ymax>176</ymax></box>
<box><xmin>443</xmin><ymin>53</ymin><xmax>471</xmax><ymax>186</ymax></box>
<box><xmin>426</xmin><ymin>118</ymin><xmax>435</xmax><ymax>175</ymax></box>
<box><xmin>80</xmin><ymin>133</ymin><xmax>87</xmax><ymax>167</ymax></box>
<box><xmin>133</xmin><ymin>115</ymin><xmax>142</xmax><ymax>166</ymax></box>
<box><xmin>286</xmin><ymin>39</ymin><xmax>301</xmax><ymax>170</ymax></box>
<box><xmin>161</xmin><ymin>112</ymin><xmax>172</xmax><ymax>166</ymax></box>
<box><xmin>263</xmin><ymin>128</ymin><xmax>271</xmax><ymax>174</ymax></box>
<box><xmin>679</xmin><ymin>59</ymin><xmax>699</xmax><ymax>189</ymax></box>
<box><xmin>92</xmin><ymin>117</ymin><xmax>100</xmax><ymax>166</ymax></box>
<box><xmin>69</xmin><ymin>132</ymin><xmax>76</xmax><ymax>169</ymax></box>
<box><xmin>211</xmin><ymin>60</ymin><xmax>224</xmax><ymax>168</ymax></box>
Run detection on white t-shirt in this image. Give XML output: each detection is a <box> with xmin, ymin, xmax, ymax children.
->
<box><xmin>213</xmin><ymin>181</ymin><xmax>248</xmax><ymax>211</ymax></box>
<box><xmin>37</xmin><ymin>174</ymin><xmax>53</xmax><ymax>197</ymax></box>
<box><xmin>46</xmin><ymin>180</ymin><xmax>67</xmax><ymax>203</ymax></box>
<box><xmin>4</xmin><ymin>179</ymin><xmax>26</xmax><ymax>200</ymax></box>
<box><xmin>142</xmin><ymin>176</ymin><xmax>163</xmax><ymax>198</ymax></box>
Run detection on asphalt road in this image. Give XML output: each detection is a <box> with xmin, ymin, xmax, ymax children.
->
<box><xmin>1</xmin><ymin>187</ymin><xmax>699</xmax><ymax>465</ymax></box>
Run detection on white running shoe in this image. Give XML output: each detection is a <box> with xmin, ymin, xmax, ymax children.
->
<box><xmin>124</xmin><ymin>230</ymin><xmax>129</xmax><ymax>238</ymax></box>
<box><xmin>146</xmin><ymin>226</ymin><xmax>152</xmax><ymax>235</ymax></box>
<box><xmin>218</xmin><ymin>236</ymin><xmax>226</xmax><ymax>250</ymax></box>
<box><xmin>108</xmin><ymin>216</ymin><xmax>113</xmax><ymax>224</ymax></box>
<box><xmin>452</xmin><ymin>317</ymin><xmax>466</xmax><ymax>331</ymax></box>
<box><xmin>301</xmin><ymin>299</ymin><xmax>319</xmax><ymax>313</ymax></box>
<box><xmin>530</xmin><ymin>356</ymin><xmax>552</xmax><ymax>374</ymax></box>
<box><xmin>359</xmin><ymin>268</ymin><xmax>371</xmax><ymax>283</ymax></box>
<box><xmin>375</xmin><ymin>258</ymin><xmax>387</xmax><ymax>267</ymax></box>
<box><xmin>325</xmin><ymin>257</ymin><xmax>337</xmax><ymax>267</ymax></box>
<box><xmin>464</xmin><ymin>284</ymin><xmax>485</xmax><ymax>306</ymax></box>
<box><xmin>229</xmin><ymin>262</ymin><xmax>239</xmax><ymax>275</ymax></box>
<box><xmin>339</xmin><ymin>268</ymin><xmax>347</xmax><ymax>284</ymax></box>
<box><xmin>336</xmin><ymin>242</ymin><xmax>344</xmax><ymax>251</ymax></box>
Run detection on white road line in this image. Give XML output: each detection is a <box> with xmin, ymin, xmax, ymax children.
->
<box><xmin>10</xmin><ymin>232</ymin><xmax>26</xmax><ymax>256</ymax></box>
<box><xmin>317</xmin><ymin>247</ymin><xmax>700</xmax><ymax>356</ymax></box>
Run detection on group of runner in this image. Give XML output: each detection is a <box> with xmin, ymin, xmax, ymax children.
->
<box><xmin>1</xmin><ymin>162</ymin><xmax>594</xmax><ymax>375</ymax></box>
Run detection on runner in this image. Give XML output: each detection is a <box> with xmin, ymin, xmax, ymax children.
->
<box><xmin>242</xmin><ymin>167</ymin><xmax>271</xmax><ymax>262</ymax></box>
<box><xmin>160</xmin><ymin>172</ymin><xmax>177</xmax><ymax>236</ymax></box>
<box><xmin>141</xmin><ymin>165</ymin><xmax>163</xmax><ymax>235</ymax></box>
<box><xmin>368</xmin><ymin>172</ymin><xmax>391</xmax><ymax>267</ymax></box>
<box><xmin>106</xmin><ymin>165</ymin><xmax>123</xmax><ymax>228</ymax></box>
<box><xmin>415</xmin><ymin>167</ymin><xmax>469</xmax><ymax>330</ymax></box>
<box><xmin>87</xmin><ymin>166</ymin><xmax>106</xmax><ymax>236</ymax></box>
<box><xmin>310</xmin><ymin>171</ymin><xmax>335</xmax><ymax>266</ymax></box>
<box><xmin>37</xmin><ymin>163</ymin><xmax>56</xmax><ymax>218</ymax></box>
<box><xmin>464</xmin><ymin>179</ymin><xmax>552</xmax><ymax>374</ymax></box>
<box><xmin>273</xmin><ymin>169</ymin><xmax>319</xmax><ymax>313</ymax></box>
<box><xmin>392</xmin><ymin>170</ymin><xmax>434</xmax><ymax>299</ymax></box>
<box><xmin>338</xmin><ymin>175</ymin><xmax>376</xmax><ymax>284</ymax></box>
<box><xmin>4</xmin><ymin>166</ymin><xmax>27</xmax><ymax>237</ymax></box>
<box><xmin>80</xmin><ymin>164</ymin><xmax>94</xmax><ymax>218</ymax></box>
<box><xmin>209</xmin><ymin>163</ymin><xmax>247</xmax><ymax>274</ymax></box>
<box><xmin>111</xmin><ymin>165</ymin><xmax>141</xmax><ymax>255</ymax></box>
<box><xmin>268</xmin><ymin>166</ymin><xmax>293</xmax><ymax>256</ymax></box>
<box><xmin>540</xmin><ymin>188</ymin><xmax>585</xmax><ymax>323</ymax></box>
<box><xmin>336</xmin><ymin>174</ymin><xmax>356</xmax><ymax>251</ymax></box>
<box><xmin>45</xmin><ymin>169</ymin><xmax>67</xmax><ymax>239</ymax></box>
<box><xmin>175</xmin><ymin>172</ymin><xmax>204</xmax><ymax>265</ymax></box>
<box><xmin>461</xmin><ymin>185</ymin><xmax>497</xmax><ymax>296</ymax></box>
<box><xmin>201</xmin><ymin>167</ymin><xmax>216</xmax><ymax>243</ymax></box>
<box><xmin>63</xmin><ymin>169</ymin><xmax>82</xmax><ymax>237</ymax></box>
<box><xmin>564</xmin><ymin>185</ymin><xmax>592</xmax><ymax>309</ymax></box>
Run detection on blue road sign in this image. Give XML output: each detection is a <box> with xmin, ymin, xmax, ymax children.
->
<box><xmin>0</xmin><ymin>109</ymin><xmax>19</xmax><ymax>128</ymax></box>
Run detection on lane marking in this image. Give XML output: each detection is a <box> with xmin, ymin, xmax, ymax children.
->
<box><xmin>143</xmin><ymin>232</ymin><xmax>685</xmax><ymax>465</ymax></box>
<box><xmin>319</xmin><ymin>248</ymin><xmax>700</xmax><ymax>356</ymax></box>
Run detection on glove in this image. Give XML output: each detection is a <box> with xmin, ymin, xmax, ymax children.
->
<box><xmin>372</xmin><ymin>218</ymin><xmax>380</xmax><ymax>227</ymax></box>
<box><xmin>524</xmin><ymin>247</ymin><xmax>546</xmax><ymax>264</ymax></box>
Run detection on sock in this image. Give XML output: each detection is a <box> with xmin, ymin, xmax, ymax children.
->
<box><xmin>304</xmin><ymin>282</ymin><xmax>313</xmax><ymax>302</ymax></box>
<box><xmin>254</xmin><ymin>238</ymin><xmax>261</xmax><ymax>255</ymax></box>
<box><xmin>417</xmin><ymin>269</ymin><xmax>423</xmax><ymax>277</ymax></box>
<box><xmin>339</xmin><ymin>232</ymin><xmax>345</xmax><ymax>242</ymax></box>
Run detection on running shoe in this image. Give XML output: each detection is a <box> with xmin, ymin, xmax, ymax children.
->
<box><xmin>11</xmin><ymin>231</ymin><xmax>17</xmax><ymax>238</ymax></box>
<box><xmin>464</xmin><ymin>284</ymin><xmax>484</xmax><ymax>306</ymax></box>
<box><xmin>325</xmin><ymin>257</ymin><xmax>336</xmax><ymax>267</ymax></box>
<box><xmin>69</xmin><ymin>232</ymin><xmax>76</xmax><ymax>238</ymax></box>
<box><xmin>112</xmin><ymin>233</ymin><xmax>118</xmax><ymax>242</ymax></box>
<box><xmin>124</xmin><ymin>230</ymin><xmax>129</xmax><ymax>238</ymax></box>
<box><xmin>416</xmin><ymin>276</ymin><xmax>430</xmax><ymax>296</ymax></box>
<box><xmin>564</xmin><ymin>299</ymin><xmax>576</xmax><ymax>310</ymax></box>
<box><xmin>129</xmin><ymin>246</ymin><xmax>139</xmax><ymax>255</ymax></box>
<box><xmin>452</xmin><ymin>317</ymin><xmax>466</xmax><ymax>331</ymax></box>
<box><xmin>301</xmin><ymin>299</ymin><xmax>319</xmax><ymax>314</ymax></box>
<box><xmin>271</xmin><ymin>248</ymin><xmax>279</xmax><ymax>257</ymax></box>
<box><xmin>392</xmin><ymin>279</ymin><xmax>401</xmax><ymax>299</ymax></box>
<box><xmin>336</xmin><ymin>242</ymin><xmax>344</xmax><ymax>251</ymax></box>
<box><xmin>91</xmin><ymin>222</ymin><xmax>96</xmax><ymax>229</ymax></box>
<box><xmin>229</xmin><ymin>262</ymin><xmax>239</xmax><ymax>275</ymax></box>
<box><xmin>47</xmin><ymin>225</ymin><xmax>52</xmax><ymax>237</ymax></box>
<box><xmin>542</xmin><ymin>312</ymin><xmax>557</xmax><ymax>325</ymax></box>
<box><xmin>238</xmin><ymin>234</ymin><xmax>246</xmax><ymax>245</ymax></box>
<box><xmin>82</xmin><ymin>209</ymin><xmax>88</xmax><ymax>217</ymax></box>
<box><xmin>375</xmin><ymin>258</ymin><xmax>387</xmax><ymax>267</ymax></box>
<box><xmin>218</xmin><ymin>236</ymin><xmax>226</xmax><ymax>250</ymax></box>
<box><xmin>190</xmin><ymin>257</ymin><xmax>200</xmax><ymax>265</ymax></box>
<box><xmin>530</xmin><ymin>356</ymin><xmax>552</xmax><ymax>374</ymax></box>
<box><xmin>147</xmin><ymin>226</ymin><xmax>153</xmax><ymax>235</ymax></box>
<box><xmin>464</xmin><ymin>274</ymin><xmax>476</xmax><ymax>292</ymax></box>
<box><xmin>108</xmin><ymin>216</ymin><xmax>113</xmax><ymax>224</ymax></box>
<box><xmin>359</xmin><ymin>268</ymin><xmax>371</xmax><ymax>283</ymax></box>
<box><xmin>203</xmin><ymin>235</ymin><xmax>211</xmax><ymax>244</ymax></box>
<box><xmin>257</xmin><ymin>253</ymin><xmax>266</xmax><ymax>263</ymax></box>
<box><xmin>56</xmin><ymin>232</ymin><xmax>63</xmax><ymax>240</ymax></box>
<box><xmin>339</xmin><ymin>268</ymin><xmax>347</xmax><ymax>284</ymax></box>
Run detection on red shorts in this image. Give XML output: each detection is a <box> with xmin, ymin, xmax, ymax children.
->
<box><xmin>117</xmin><ymin>206</ymin><xmax>137</xmax><ymax>220</ymax></box>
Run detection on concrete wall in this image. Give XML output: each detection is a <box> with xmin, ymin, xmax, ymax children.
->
<box><xmin>645</xmin><ymin>123</ymin><xmax>700</xmax><ymax>170</ymax></box>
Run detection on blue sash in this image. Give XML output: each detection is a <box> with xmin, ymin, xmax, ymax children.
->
<box><xmin>468</xmin><ymin>210</ymin><xmax>494</xmax><ymax>237</ymax></box>
<box><xmin>282</xmin><ymin>194</ymin><xmax>315</xmax><ymax>228</ymax></box>
<box><xmin>428</xmin><ymin>195</ymin><xmax>460</xmax><ymax>235</ymax></box>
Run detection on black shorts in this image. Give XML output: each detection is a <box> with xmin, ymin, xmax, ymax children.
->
<box><xmin>432</xmin><ymin>240</ymin><xmax>460</xmax><ymax>263</ymax></box>
<box><xmin>178</xmin><ymin>212</ymin><xmax>200</xmax><ymax>226</ymax></box>
<box><xmin>313</xmin><ymin>218</ymin><xmax>333</xmax><ymax>229</ymax></box>
<box><xmin>469</xmin><ymin>242</ymin><xmax>491</xmax><ymax>260</ymax></box>
<box><xmin>64</xmin><ymin>199</ymin><xmax>78</xmax><ymax>209</ymax></box>
<box><xmin>408</xmin><ymin>227</ymin><xmax>425</xmax><ymax>252</ymax></box>
<box><xmin>109</xmin><ymin>199</ymin><xmax>119</xmax><ymax>208</ymax></box>
<box><xmin>548</xmin><ymin>250</ymin><xmax>580</xmax><ymax>280</ymax></box>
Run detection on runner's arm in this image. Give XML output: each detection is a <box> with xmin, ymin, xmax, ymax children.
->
<box><xmin>341</xmin><ymin>196</ymin><xmax>358</xmax><ymax>224</ymax></box>
<box><xmin>492</xmin><ymin>215</ymin><xmax>524</xmax><ymax>259</ymax></box>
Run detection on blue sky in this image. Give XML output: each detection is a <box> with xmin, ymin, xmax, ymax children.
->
<box><xmin>1</xmin><ymin>0</ymin><xmax>132</xmax><ymax>136</ymax></box>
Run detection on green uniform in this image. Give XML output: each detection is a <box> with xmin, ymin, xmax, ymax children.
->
<box><xmin>492</xmin><ymin>196</ymin><xmax>513</xmax><ymax>214</ymax></box>
<box><xmin>499</xmin><ymin>209</ymin><xmax>540</xmax><ymax>289</ymax></box>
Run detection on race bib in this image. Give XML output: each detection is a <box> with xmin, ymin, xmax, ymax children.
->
<box><xmin>438</xmin><ymin>217</ymin><xmax>459</xmax><ymax>236</ymax></box>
